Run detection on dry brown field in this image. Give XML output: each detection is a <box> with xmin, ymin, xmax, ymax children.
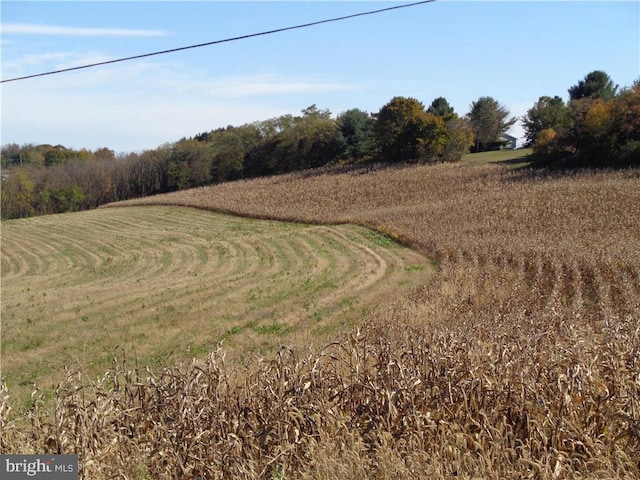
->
<box><xmin>3</xmin><ymin>158</ymin><xmax>640</xmax><ymax>479</ymax></box>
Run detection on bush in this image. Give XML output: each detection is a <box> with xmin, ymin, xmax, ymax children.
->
<box><xmin>533</xmin><ymin>128</ymin><xmax>559</xmax><ymax>156</ymax></box>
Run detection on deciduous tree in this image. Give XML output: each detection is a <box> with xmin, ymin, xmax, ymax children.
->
<box><xmin>441</xmin><ymin>117</ymin><xmax>474</xmax><ymax>161</ymax></box>
<box><xmin>167</xmin><ymin>140</ymin><xmax>213</xmax><ymax>190</ymax></box>
<box><xmin>0</xmin><ymin>169</ymin><xmax>35</xmax><ymax>218</ymax></box>
<box><xmin>374</xmin><ymin>97</ymin><xmax>433</xmax><ymax>162</ymax></box>
<box><xmin>94</xmin><ymin>147</ymin><xmax>116</xmax><ymax>162</ymax></box>
<box><xmin>208</xmin><ymin>125</ymin><xmax>262</xmax><ymax>182</ymax></box>
<box><xmin>467</xmin><ymin>97</ymin><xmax>516</xmax><ymax>152</ymax></box>
<box><xmin>533</xmin><ymin>128</ymin><xmax>559</xmax><ymax>156</ymax></box>
<box><xmin>522</xmin><ymin>96</ymin><xmax>571</xmax><ymax>146</ymax></box>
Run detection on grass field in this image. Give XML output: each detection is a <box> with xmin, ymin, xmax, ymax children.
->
<box><xmin>2</xmin><ymin>152</ymin><xmax>640</xmax><ymax>479</ymax></box>
<box><xmin>1</xmin><ymin>206</ymin><xmax>432</xmax><ymax>408</ymax></box>
<box><xmin>460</xmin><ymin>147</ymin><xmax>533</xmax><ymax>166</ymax></box>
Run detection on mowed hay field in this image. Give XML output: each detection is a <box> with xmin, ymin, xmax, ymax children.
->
<box><xmin>1</xmin><ymin>206</ymin><xmax>432</xmax><ymax>406</ymax></box>
<box><xmin>3</xmin><ymin>157</ymin><xmax>640</xmax><ymax>479</ymax></box>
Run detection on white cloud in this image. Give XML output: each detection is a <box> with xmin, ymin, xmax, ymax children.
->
<box><xmin>1</xmin><ymin>51</ymin><xmax>117</xmax><ymax>83</ymax></box>
<box><xmin>1</xmin><ymin>60</ymin><xmax>357</xmax><ymax>152</ymax></box>
<box><xmin>1</xmin><ymin>23</ymin><xmax>169</xmax><ymax>37</ymax></box>
<box><xmin>8</xmin><ymin>51</ymin><xmax>111</xmax><ymax>69</ymax></box>
<box><xmin>181</xmin><ymin>73</ymin><xmax>356</xmax><ymax>98</ymax></box>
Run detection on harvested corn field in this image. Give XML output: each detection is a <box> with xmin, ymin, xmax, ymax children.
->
<box><xmin>111</xmin><ymin>163</ymin><xmax>640</xmax><ymax>348</ymax></box>
<box><xmin>3</xmin><ymin>160</ymin><xmax>640</xmax><ymax>478</ymax></box>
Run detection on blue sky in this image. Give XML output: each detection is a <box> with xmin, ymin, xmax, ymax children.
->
<box><xmin>1</xmin><ymin>1</ymin><xmax>638</xmax><ymax>153</ymax></box>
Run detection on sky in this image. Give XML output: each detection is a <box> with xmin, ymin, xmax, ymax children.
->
<box><xmin>1</xmin><ymin>1</ymin><xmax>639</xmax><ymax>153</ymax></box>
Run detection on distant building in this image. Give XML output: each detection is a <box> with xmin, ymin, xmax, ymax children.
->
<box><xmin>500</xmin><ymin>134</ymin><xmax>518</xmax><ymax>150</ymax></box>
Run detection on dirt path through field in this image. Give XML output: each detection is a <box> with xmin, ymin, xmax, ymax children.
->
<box><xmin>1</xmin><ymin>206</ymin><xmax>434</xmax><ymax>405</ymax></box>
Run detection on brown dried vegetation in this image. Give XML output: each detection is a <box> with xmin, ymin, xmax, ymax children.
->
<box><xmin>3</xmin><ymin>161</ymin><xmax>640</xmax><ymax>478</ymax></box>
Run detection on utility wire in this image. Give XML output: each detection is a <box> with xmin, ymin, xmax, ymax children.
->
<box><xmin>2</xmin><ymin>0</ymin><xmax>436</xmax><ymax>84</ymax></box>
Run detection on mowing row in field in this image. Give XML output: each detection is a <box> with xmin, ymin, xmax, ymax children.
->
<box><xmin>0</xmin><ymin>205</ymin><xmax>434</xmax><ymax>408</ymax></box>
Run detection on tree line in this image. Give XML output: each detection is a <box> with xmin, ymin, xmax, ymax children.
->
<box><xmin>2</xmin><ymin>70</ymin><xmax>637</xmax><ymax>219</ymax></box>
<box><xmin>522</xmin><ymin>70</ymin><xmax>640</xmax><ymax>167</ymax></box>
<box><xmin>0</xmin><ymin>95</ymin><xmax>496</xmax><ymax>219</ymax></box>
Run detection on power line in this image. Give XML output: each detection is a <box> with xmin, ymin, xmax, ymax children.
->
<box><xmin>1</xmin><ymin>0</ymin><xmax>436</xmax><ymax>84</ymax></box>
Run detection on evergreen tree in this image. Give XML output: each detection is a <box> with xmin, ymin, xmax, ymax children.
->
<box><xmin>427</xmin><ymin>97</ymin><xmax>454</xmax><ymax>118</ymax></box>
<box><xmin>568</xmin><ymin>70</ymin><xmax>618</xmax><ymax>101</ymax></box>
<box><xmin>337</xmin><ymin>109</ymin><xmax>376</xmax><ymax>160</ymax></box>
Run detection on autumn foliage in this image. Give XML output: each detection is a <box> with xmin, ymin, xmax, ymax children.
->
<box><xmin>1</xmin><ymin>99</ymin><xmax>475</xmax><ymax>220</ymax></box>
<box><xmin>533</xmin><ymin>127</ymin><xmax>558</xmax><ymax>156</ymax></box>
<box><xmin>4</xmin><ymin>157</ymin><xmax>639</xmax><ymax>479</ymax></box>
<box><xmin>524</xmin><ymin>72</ymin><xmax>640</xmax><ymax>166</ymax></box>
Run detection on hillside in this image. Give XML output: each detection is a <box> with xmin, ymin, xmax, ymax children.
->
<box><xmin>3</xmin><ymin>157</ymin><xmax>640</xmax><ymax>478</ymax></box>
<box><xmin>108</xmin><ymin>158</ymin><xmax>639</xmax><ymax>273</ymax></box>
<box><xmin>1</xmin><ymin>206</ymin><xmax>432</xmax><ymax>408</ymax></box>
